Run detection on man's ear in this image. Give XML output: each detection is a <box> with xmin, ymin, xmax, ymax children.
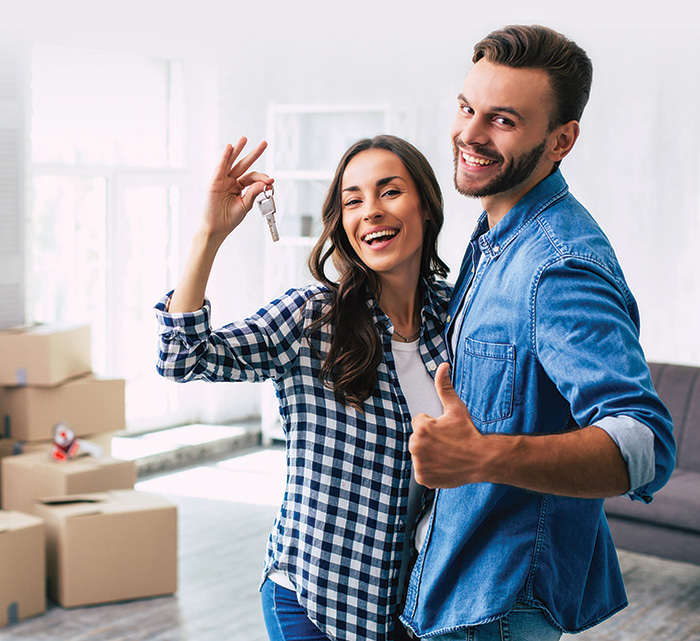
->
<box><xmin>547</xmin><ymin>120</ymin><xmax>580</xmax><ymax>162</ymax></box>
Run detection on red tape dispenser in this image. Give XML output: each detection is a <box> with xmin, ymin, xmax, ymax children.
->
<box><xmin>50</xmin><ymin>422</ymin><xmax>102</xmax><ymax>460</ymax></box>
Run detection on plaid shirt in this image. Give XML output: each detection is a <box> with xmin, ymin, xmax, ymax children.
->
<box><xmin>155</xmin><ymin>280</ymin><xmax>451</xmax><ymax>641</ymax></box>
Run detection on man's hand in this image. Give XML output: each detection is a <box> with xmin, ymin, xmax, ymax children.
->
<box><xmin>409</xmin><ymin>363</ymin><xmax>631</xmax><ymax>497</ymax></box>
<box><xmin>409</xmin><ymin>362</ymin><xmax>488</xmax><ymax>488</ymax></box>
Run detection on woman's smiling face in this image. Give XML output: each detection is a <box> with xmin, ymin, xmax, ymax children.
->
<box><xmin>341</xmin><ymin>148</ymin><xmax>426</xmax><ymax>284</ymax></box>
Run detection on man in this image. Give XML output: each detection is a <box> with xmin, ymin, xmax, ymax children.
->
<box><xmin>401</xmin><ymin>25</ymin><xmax>676</xmax><ymax>640</ymax></box>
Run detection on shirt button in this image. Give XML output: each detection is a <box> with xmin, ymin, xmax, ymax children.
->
<box><xmin>446</xmin><ymin>315</ymin><xmax>452</xmax><ymax>323</ymax></box>
<box><xmin>428</xmin><ymin>363</ymin><xmax>437</xmax><ymax>372</ymax></box>
<box><xmin>398</xmin><ymin>522</ymin><xmax>406</xmax><ymax>532</ymax></box>
<box><xmin>494</xmin><ymin>244</ymin><xmax>500</xmax><ymax>253</ymax></box>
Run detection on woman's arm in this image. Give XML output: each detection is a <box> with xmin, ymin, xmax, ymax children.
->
<box><xmin>169</xmin><ymin>137</ymin><xmax>272</xmax><ymax>313</ymax></box>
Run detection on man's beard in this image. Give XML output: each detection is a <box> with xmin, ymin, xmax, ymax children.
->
<box><xmin>453</xmin><ymin>139</ymin><xmax>547</xmax><ymax>198</ymax></box>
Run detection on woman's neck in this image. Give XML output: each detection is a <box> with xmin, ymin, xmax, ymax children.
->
<box><xmin>377</xmin><ymin>272</ymin><xmax>422</xmax><ymax>340</ymax></box>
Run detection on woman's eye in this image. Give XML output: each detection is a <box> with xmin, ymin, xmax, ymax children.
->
<box><xmin>343</xmin><ymin>198</ymin><xmax>361</xmax><ymax>207</ymax></box>
<box><xmin>382</xmin><ymin>189</ymin><xmax>401</xmax><ymax>198</ymax></box>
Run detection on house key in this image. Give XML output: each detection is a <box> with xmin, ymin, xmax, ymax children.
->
<box><xmin>257</xmin><ymin>185</ymin><xmax>279</xmax><ymax>242</ymax></box>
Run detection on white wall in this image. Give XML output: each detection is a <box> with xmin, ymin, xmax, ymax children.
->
<box><xmin>209</xmin><ymin>4</ymin><xmax>700</xmax><ymax>368</ymax></box>
<box><xmin>9</xmin><ymin>1</ymin><xmax>700</xmax><ymax>428</ymax></box>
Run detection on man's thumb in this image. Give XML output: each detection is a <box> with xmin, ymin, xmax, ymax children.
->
<box><xmin>434</xmin><ymin>362</ymin><xmax>460</xmax><ymax>411</ymax></box>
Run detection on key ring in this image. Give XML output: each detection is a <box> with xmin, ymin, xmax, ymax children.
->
<box><xmin>262</xmin><ymin>184</ymin><xmax>274</xmax><ymax>199</ymax></box>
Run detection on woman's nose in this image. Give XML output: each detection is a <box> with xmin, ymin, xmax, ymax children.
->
<box><xmin>362</xmin><ymin>197</ymin><xmax>384</xmax><ymax>220</ymax></box>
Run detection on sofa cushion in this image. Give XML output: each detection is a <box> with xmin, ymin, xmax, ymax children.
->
<box><xmin>604</xmin><ymin>468</ymin><xmax>700</xmax><ymax>534</ymax></box>
<box><xmin>648</xmin><ymin>362</ymin><xmax>700</xmax><ymax>473</ymax></box>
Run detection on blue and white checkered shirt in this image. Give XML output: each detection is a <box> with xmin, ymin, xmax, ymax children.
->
<box><xmin>155</xmin><ymin>280</ymin><xmax>451</xmax><ymax>641</ymax></box>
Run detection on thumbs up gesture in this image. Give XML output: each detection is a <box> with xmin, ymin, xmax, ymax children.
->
<box><xmin>409</xmin><ymin>362</ymin><xmax>487</xmax><ymax>489</ymax></box>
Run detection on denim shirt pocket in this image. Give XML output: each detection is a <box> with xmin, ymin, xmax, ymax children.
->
<box><xmin>459</xmin><ymin>337</ymin><xmax>516</xmax><ymax>424</ymax></box>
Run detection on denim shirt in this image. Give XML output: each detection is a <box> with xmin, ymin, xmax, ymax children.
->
<box><xmin>400</xmin><ymin>170</ymin><xmax>676</xmax><ymax>636</ymax></box>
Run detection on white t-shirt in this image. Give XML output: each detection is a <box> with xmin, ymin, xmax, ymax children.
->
<box><xmin>390</xmin><ymin>337</ymin><xmax>443</xmax><ymax>594</ymax></box>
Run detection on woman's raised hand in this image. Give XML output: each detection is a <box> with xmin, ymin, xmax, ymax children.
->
<box><xmin>202</xmin><ymin>137</ymin><xmax>273</xmax><ymax>240</ymax></box>
<box><xmin>167</xmin><ymin>138</ymin><xmax>272</xmax><ymax>313</ymax></box>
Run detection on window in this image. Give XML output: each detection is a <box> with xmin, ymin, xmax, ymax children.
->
<box><xmin>28</xmin><ymin>45</ymin><xmax>188</xmax><ymax>431</ymax></box>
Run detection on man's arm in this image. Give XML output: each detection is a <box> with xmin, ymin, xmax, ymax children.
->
<box><xmin>409</xmin><ymin>363</ymin><xmax>630</xmax><ymax>497</ymax></box>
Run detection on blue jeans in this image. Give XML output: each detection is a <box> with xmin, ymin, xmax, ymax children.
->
<box><xmin>424</xmin><ymin>605</ymin><xmax>562</xmax><ymax>641</ymax></box>
<box><xmin>261</xmin><ymin>579</ymin><xmax>331</xmax><ymax>641</ymax></box>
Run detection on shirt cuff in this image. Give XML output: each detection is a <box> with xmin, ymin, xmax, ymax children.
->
<box><xmin>154</xmin><ymin>291</ymin><xmax>212</xmax><ymax>341</ymax></box>
<box><xmin>595</xmin><ymin>415</ymin><xmax>656</xmax><ymax>500</ymax></box>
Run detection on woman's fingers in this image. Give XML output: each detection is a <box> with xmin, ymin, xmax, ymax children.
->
<box><xmin>239</xmin><ymin>180</ymin><xmax>269</xmax><ymax>212</ymax></box>
<box><xmin>238</xmin><ymin>171</ymin><xmax>274</xmax><ymax>188</ymax></box>
<box><xmin>210</xmin><ymin>138</ymin><xmax>245</xmax><ymax>183</ymax></box>
<box><xmin>228</xmin><ymin>139</ymin><xmax>268</xmax><ymax>179</ymax></box>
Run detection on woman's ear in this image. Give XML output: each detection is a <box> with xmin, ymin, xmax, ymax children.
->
<box><xmin>547</xmin><ymin>120</ymin><xmax>580</xmax><ymax>162</ymax></box>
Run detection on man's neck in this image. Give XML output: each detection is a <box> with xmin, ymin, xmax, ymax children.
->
<box><xmin>482</xmin><ymin>165</ymin><xmax>555</xmax><ymax>229</ymax></box>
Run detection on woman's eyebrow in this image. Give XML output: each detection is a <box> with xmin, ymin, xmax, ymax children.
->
<box><xmin>342</xmin><ymin>176</ymin><xmax>404</xmax><ymax>193</ymax></box>
<box><xmin>376</xmin><ymin>176</ymin><xmax>403</xmax><ymax>187</ymax></box>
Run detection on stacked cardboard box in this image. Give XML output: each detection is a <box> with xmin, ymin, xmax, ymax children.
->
<box><xmin>0</xmin><ymin>323</ymin><xmax>124</xmax><ymax>496</ymax></box>
<box><xmin>1</xmin><ymin>451</ymin><xmax>136</xmax><ymax>514</ymax></box>
<box><xmin>0</xmin><ymin>510</ymin><xmax>45</xmax><ymax>625</ymax></box>
<box><xmin>0</xmin><ymin>375</ymin><xmax>125</xmax><ymax>441</ymax></box>
<box><xmin>0</xmin><ymin>323</ymin><xmax>178</xmax><ymax>624</ymax></box>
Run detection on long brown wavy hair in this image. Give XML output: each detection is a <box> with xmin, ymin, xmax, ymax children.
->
<box><xmin>307</xmin><ymin>135</ymin><xmax>449</xmax><ymax>410</ymax></box>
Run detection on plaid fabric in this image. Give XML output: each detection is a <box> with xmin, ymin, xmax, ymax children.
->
<box><xmin>155</xmin><ymin>280</ymin><xmax>451</xmax><ymax>641</ymax></box>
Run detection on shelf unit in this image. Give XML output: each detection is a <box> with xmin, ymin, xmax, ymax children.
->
<box><xmin>261</xmin><ymin>103</ymin><xmax>391</xmax><ymax>443</ymax></box>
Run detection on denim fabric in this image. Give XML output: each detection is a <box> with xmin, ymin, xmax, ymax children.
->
<box><xmin>424</xmin><ymin>605</ymin><xmax>562</xmax><ymax>641</ymax></box>
<box><xmin>401</xmin><ymin>170</ymin><xmax>676</xmax><ymax>637</ymax></box>
<box><xmin>261</xmin><ymin>579</ymin><xmax>331</xmax><ymax>641</ymax></box>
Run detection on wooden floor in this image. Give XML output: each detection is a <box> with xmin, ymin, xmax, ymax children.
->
<box><xmin>2</xmin><ymin>445</ymin><xmax>699</xmax><ymax>641</ymax></box>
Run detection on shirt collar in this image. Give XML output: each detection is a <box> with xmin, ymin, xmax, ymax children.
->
<box><xmin>472</xmin><ymin>169</ymin><xmax>570</xmax><ymax>257</ymax></box>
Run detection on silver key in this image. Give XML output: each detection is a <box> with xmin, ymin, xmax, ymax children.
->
<box><xmin>257</xmin><ymin>185</ymin><xmax>279</xmax><ymax>242</ymax></box>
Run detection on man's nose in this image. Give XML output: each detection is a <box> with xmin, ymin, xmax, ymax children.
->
<box><xmin>455</xmin><ymin>115</ymin><xmax>490</xmax><ymax>148</ymax></box>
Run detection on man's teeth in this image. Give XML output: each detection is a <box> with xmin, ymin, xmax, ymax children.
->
<box><xmin>363</xmin><ymin>230</ymin><xmax>397</xmax><ymax>243</ymax></box>
<box><xmin>462</xmin><ymin>153</ymin><xmax>495</xmax><ymax>166</ymax></box>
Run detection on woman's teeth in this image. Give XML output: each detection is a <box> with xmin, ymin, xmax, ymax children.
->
<box><xmin>363</xmin><ymin>230</ymin><xmax>397</xmax><ymax>244</ymax></box>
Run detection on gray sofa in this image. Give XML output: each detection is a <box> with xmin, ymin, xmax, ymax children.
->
<box><xmin>604</xmin><ymin>362</ymin><xmax>700</xmax><ymax>566</ymax></box>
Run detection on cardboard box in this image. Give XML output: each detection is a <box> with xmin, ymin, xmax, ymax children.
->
<box><xmin>1</xmin><ymin>451</ymin><xmax>136</xmax><ymax>514</ymax></box>
<box><xmin>0</xmin><ymin>375</ymin><xmax>125</xmax><ymax>441</ymax></box>
<box><xmin>33</xmin><ymin>490</ymin><xmax>177</xmax><ymax>607</ymax></box>
<box><xmin>0</xmin><ymin>510</ymin><xmax>45</xmax><ymax>626</ymax></box>
<box><xmin>0</xmin><ymin>434</ymin><xmax>115</xmax><ymax>499</ymax></box>
<box><xmin>0</xmin><ymin>323</ymin><xmax>91</xmax><ymax>387</ymax></box>
<box><xmin>0</xmin><ymin>440</ymin><xmax>23</xmax><ymax>502</ymax></box>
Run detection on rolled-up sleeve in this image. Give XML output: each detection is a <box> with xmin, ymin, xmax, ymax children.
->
<box><xmin>595</xmin><ymin>415</ymin><xmax>656</xmax><ymax>502</ymax></box>
<box><xmin>154</xmin><ymin>288</ymin><xmax>310</xmax><ymax>384</ymax></box>
<box><xmin>534</xmin><ymin>257</ymin><xmax>676</xmax><ymax>502</ymax></box>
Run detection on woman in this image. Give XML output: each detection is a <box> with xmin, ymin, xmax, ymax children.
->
<box><xmin>155</xmin><ymin>134</ymin><xmax>451</xmax><ymax>641</ymax></box>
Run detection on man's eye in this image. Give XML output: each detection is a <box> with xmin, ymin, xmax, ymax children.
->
<box><xmin>460</xmin><ymin>104</ymin><xmax>473</xmax><ymax>115</ymax></box>
<box><xmin>495</xmin><ymin>116</ymin><xmax>515</xmax><ymax>127</ymax></box>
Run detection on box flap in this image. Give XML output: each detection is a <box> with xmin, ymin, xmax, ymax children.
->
<box><xmin>0</xmin><ymin>509</ymin><xmax>44</xmax><ymax>530</ymax></box>
<box><xmin>37</xmin><ymin>493</ymin><xmax>109</xmax><ymax>506</ymax></box>
<box><xmin>0</xmin><ymin>322</ymin><xmax>90</xmax><ymax>337</ymax></box>
<box><xmin>0</xmin><ymin>322</ymin><xmax>44</xmax><ymax>336</ymax></box>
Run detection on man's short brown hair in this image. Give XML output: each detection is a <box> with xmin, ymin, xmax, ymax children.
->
<box><xmin>473</xmin><ymin>25</ymin><xmax>593</xmax><ymax>129</ymax></box>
